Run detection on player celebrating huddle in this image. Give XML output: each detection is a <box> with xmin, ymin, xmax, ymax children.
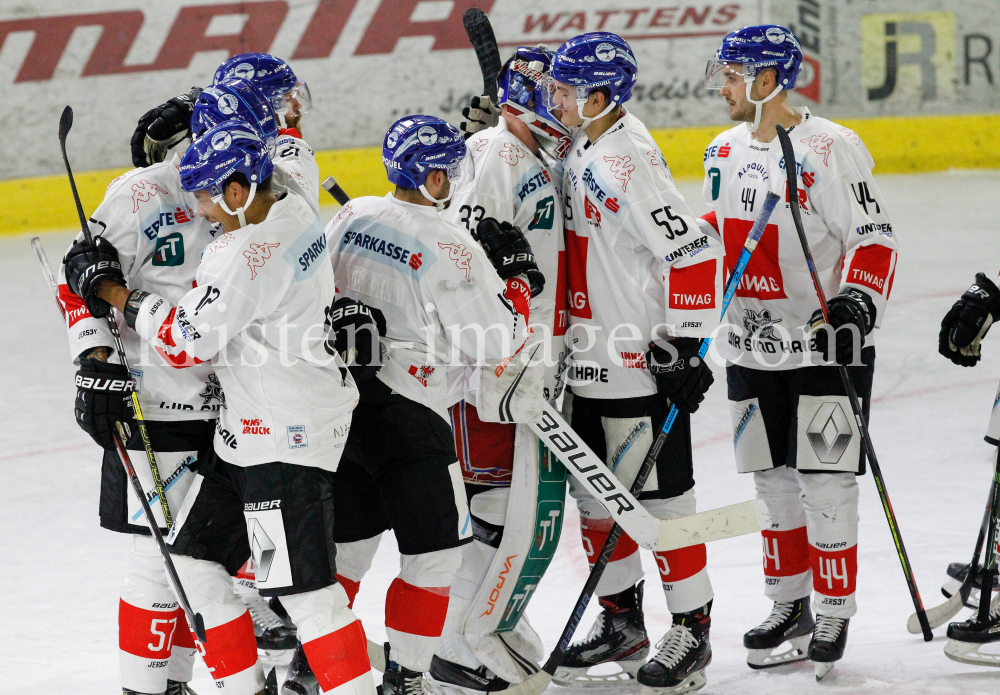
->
<box><xmin>701</xmin><ymin>25</ymin><xmax>898</xmax><ymax>676</ymax></box>
<box><xmin>547</xmin><ymin>33</ymin><xmax>725</xmax><ymax>694</ymax></box>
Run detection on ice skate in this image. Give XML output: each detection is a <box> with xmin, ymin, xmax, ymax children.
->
<box><xmin>636</xmin><ymin>607</ymin><xmax>711</xmax><ymax>695</ymax></box>
<box><xmin>553</xmin><ymin>582</ymin><xmax>650</xmax><ymax>687</ymax></box>
<box><xmin>281</xmin><ymin>643</ymin><xmax>319</xmax><ymax>695</ymax></box>
<box><xmin>942</xmin><ymin>562</ymin><xmax>1000</xmax><ymax>609</ymax></box>
<box><xmin>809</xmin><ymin>616</ymin><xmax>848</xmax><ymax>681</ymax></box>
<box><xmin>166</xmin><ymin>681</ymin><xmax>199</xmax><ymax>695</ymax></box>
<box><xmin>383</xmin><ymin>661</ymin><xmax>429</xmax><ymax>695</ymax></box>
<box><xmin>744</xmin><ymin>597</ymin><xmax>814</xmax><ymax>669</ymax></box>
<box><xmin>426</xmin><ymin>655</ymin><xmax>509</xmax><ymax>695</ymax></box>
<box><xmin>944</xmin><ymin>592</ymin><xmax>1000</xmax><ymax>667</ymax></box>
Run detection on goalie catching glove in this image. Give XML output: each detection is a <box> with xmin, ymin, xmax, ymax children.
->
<box><xmin>646</xmin><ymin>338</ymin><xmax>714</xmax><ymax>414</ymax></box>
<box><xmin>327</xmin><ymin>297</ymin><xmax>387</xmax><ymax>380</ymax></box>
<box><xmin>75</xmin><ymin>356</ymin><xmax>136</xmax><ymax>449</ymax></box>
<box><xmin>939</xmin><ymin>272</ymin><xmax>1000</xmax><ymax>367</ymax></box>
<box><xmin>130</xmin><ymin>86</ymin><xmax>202</xmax><ymax>167</ymax></box>
<box><xmin>62</xmin><ymin>237</ymin><xmax>127</xmax><ymax>319</ymax></box>
<box><xmin>460</xmin><ymin>95</ymin><xmax>499</xmax><ymax>139</ymax></box>
<box><xmin>475</xmin><ymin>217</ymin><xmax>544</xmax><ymax>297</ymax></box>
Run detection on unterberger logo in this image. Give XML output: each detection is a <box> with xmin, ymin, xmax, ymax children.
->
<box><xmin>862</xmin><ymin>12</ymin><xmax>955</xmax><ymax>104</ymax></box>
<box><xmin>806</xmin><ymin>403</ymin><xmax>853</xmax><ymax>464</ymax></box>
<box><xmin>241</xmin><ymin>418</ymin><xmax>270</xmax><ymax>435</ymax></box>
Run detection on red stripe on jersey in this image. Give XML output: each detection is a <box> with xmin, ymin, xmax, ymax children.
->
<box><xmin>58</xmin><ymin>283</ymin><xmax>91</xmax><ymax>327</ymax></box>
<box><xmin>385</xmin><ymin>579</ymin><xmax>450</xmax><ymax>637</ymax></box>
<box><xmin>668</xmin><ymin>259</ymin><xmax>717</xmax><ymax>309</ymax></box>
<box><xmin>761</xmin><ymin>527</ymin><xmax>810</xmax><ymax>577</ymax></box>
<box><xmin>336</xmin><ymin>574</ymin><xmax>361</xmax><ymax>608</ymax></box>
<box><xmin>565</xmin><ymin>229</ymin><xmax>591</xmax><ymax>319</ymax></box>
<box><xmin>700</xmin><ymin>211</ymin><xmax>719</xmax><ymax>234</ymax></box>
<box><xmin>119</xmin><ymin>599</ymin><xmax>179</xmax><ymax>658</ymax></box>
<box><xmin>173</xmin><ymin>609</ymin><xmax>195</xmax><ymax>648</ymax></box>
<box><xmin>722</xmin><ymin>218</ymin><xmax>785</xmax><ymax>300</ymax></box>
<box><xmin>504</xmin><ymin>277</ymin><xmax>531</xmax><ymax>320</ymax></box>
<box><xmin>581</xmin><ymin>516</ymin><xmax>638</xmax><ymax>564</ymax></box>
<box><xmin>554</xmin><ymin>250</ymin><xmax>567</xmax><ymax>336</ymax></box>
<box><xmin>654</xmin><ymin>543</ymin><xmax>707</xmax><ymax>583</ymax></box>
<box><xmin>302</xmin><ymin>619</ymin><xmax>372</xmax><ymax>692</ymax></box>
<box><xmin>809</xmin><ymin>544</ymin><xmax>858</xmax><ymax>597</ymax></box>
<box><xmin>847</xmin><ymin>244</ymin><xmax>895</xmax><ymax>296</ymax></box>
<box><xmin>198</xmin><ymin>610</ymin><xmax>258</xmax><ymax>679</ymax></box>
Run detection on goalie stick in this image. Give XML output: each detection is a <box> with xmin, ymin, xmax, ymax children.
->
<box><xmin>462</xmin><ymin>7</ymin><xmax>501</xmax><ymax>104</ymax></box>
<box><xmin>56</xmin><ymin>105</ymin><xmax>206</xmax><ymax>643</ymax></box>
<box><xmin>776</xmin><ymin>123</ymin><xmax>933</xmax><ymax>643</ymax></box>
<box><xmin>503</xmin><ymin>192</ymin><xmax>780</xmax><ymax>695</ymax></box>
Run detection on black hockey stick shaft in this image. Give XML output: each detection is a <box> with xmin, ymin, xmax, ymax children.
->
<box><xmin>958</xmin><ymin>454</ymin><xmax>997</xmax><ymax>609</ymax></box>
<box><xmin>977</xmin><ymin>450</ymin><xmax>1000</xmax><ymax>622</ymax></box>
<box><xmin>776</xmin><ymin>123</ymin><xmax>932</xmax><ymax>641</ymax></box>
<box><xmin>321</xmin><ymin>176</ymin><xmax>351</xmax><ymax>206</ymax></box>
<box><xmin>463</xmin><ymin>7</ymin><xmax>501</xmax><ymax>103</ymax></box>
<box><xmin>58</xmin><ymin>106</ymin><xmax>206</xmax><ymax>642</ymax></box>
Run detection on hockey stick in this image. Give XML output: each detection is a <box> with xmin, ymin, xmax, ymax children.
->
<box><xmin>32</xmin><ymin>237</ymin><xmax>67</xmax><ymax>320</ymax></box>
<box><xmin>776</xmin><ymin>123</ymin><xmax>933</xmax><ymax>642</ymax></box>
<box><xmin>504</xmin><ymin>193</ymin><xmax>780</xmax><ymax>695</ymax></box>
<box><xmin>977</xmin><ymin>452</ymin><xmax>1000</xmax><ymax>623</ymax></box>
<box><xmin>462</xmin><ymin>7</ymin><xmax>501</xmax><ymax>104</ymax></box>
<box><xmin>58</xmin><ymin>106</ymin><xmax>207</xmax><ymax>643</ymax></box>
<box><xmin>321</xmin><ymin>176</ymin><xmax>351</xmax><ymax>206</ymax></box>
<box><xmin>908</xmin><ymin>449</ymin><xmax>998</xmax><ymax>632</ymax></box>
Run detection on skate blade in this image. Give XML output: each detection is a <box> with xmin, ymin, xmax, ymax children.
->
<box><xmin>552</xmin><ymin>661</ymin><xmax>643</xmax><ymax>688</ymax></box>
<box><xmin>944</xmin><ymin>639</ymin><xmax>1000</xmax><ymax>668</ymax></box>
<box><xmin>636</xmin><ymin>670</ymin><xmax>707</xmax><ymax>695</ymax></box>
<box><xmin>747</xmin><ymin>636</ymin><xmax>811</xmax><ymax>669</ymax></box>
<box><xmin>814</xmin><ymin>662</ymin><xmax>834</xmax><ymax>681</ymax></box>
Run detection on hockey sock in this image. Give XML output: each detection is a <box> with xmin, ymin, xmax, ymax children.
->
<box><xmin>761</xmin><ymin>527</ymin><xmax>810</xmax><ymax>591</ymax></box>
<box><xmin>800</xmin><ymin>472</ymin><xmax>859</xmax><ymax>619</ymax></box>
<box><xmin>335</xmin><ymin>535</ymin><xmax>383</xmax><ymax>609</ymax></box>
<box><xmin>336</xmin><ymin>575</ymin><xmax>362</xmax><ymax>608</ymax></box>
<box><xmin>579</xmin><ymin>513</ymin><xmax>642</xmax><ymax>596</ymax></box>
<box><xmin>754</xmin><ymin>467</ymin><xmax>812</xmax><ymax>601</ymax></box>
<box><xmin>654</xmin><ymin>544</ymin><xmax>713</xmax><ymax>614</ymax></box>
<box><xmin>168</xmin><ymin>609</ymin><xmax>196</xmax><ymax>684</ymax></box>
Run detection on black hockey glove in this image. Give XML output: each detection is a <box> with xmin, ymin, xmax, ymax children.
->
<box><xmin>130</xmin><ymin>86</ymin><xmax>202</xmax><ymax>167</ymax></box>
<box><xmin>939</xmin><ymin>272</ymin><xmax>1000</xmax><ymax>367</ymax></box>
<box><xmin>475</xmin><ymin>217</ymin><xmax>545</xmax><ymax>297</ymax></box>
<box><xmin>327</xmin><ymin>297</ymin><xmax>387</xmax><ymax>381</ymax></box>
<box><xmin>646</xmin><ymin>338</ymin><xmax>714</xmax><ymax>414</ymax></box>
<box><xmin>809</xmin><ymin>288</ymin><xmax>876</xmax><ymax>366</ymax></box>
<box><xmin>75</xmin><ymin>357</ymin><xmax>136</xmax><ymax>449</ymax></box>
<box><xmin>63</xmin><ymin>237</ymin><xmax>127</xmax><ymax>319</ymax></box>
<box><xmin>460</xmin><ymin>95</ymin><xmax>500</xmax><ymax>140</ymax></box>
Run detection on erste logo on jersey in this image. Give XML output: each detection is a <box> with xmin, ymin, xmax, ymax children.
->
<box><xmin>515</xmin><ymin>166</ymin><xmax>552</xmax><ymax>202</ymax></box>
<box><xmin>140</xmin><ymin>204</ymin><xmax>195</xmax><ymax>241</ymax></box>
<box><xmin>581</xmin><ymin>166</ymin><xmax>622</xmax><ymax>226</ymax></box>
<box><xmin>704</xmin><ymin>142</ymin><xmax>732</xmax><ymax>160</ymax></box>
<box><xmin>131</xmin><ymin>180</ymin><xmax>169</xmax><ymax>213</ymax></box>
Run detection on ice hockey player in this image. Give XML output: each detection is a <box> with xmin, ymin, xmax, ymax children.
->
<box><xmin>701</xmin><ymin>25</ymin><xmax>898</xmax><ymax>678</ymax></box>
<box><xmin>546</xmin><ymin>32</ymin><xmax>725</xmax><ymax>694</ymax></box>
<box><xmin>57</xmin><ymin>77</ymin><xmax>283</xmax><ymax>695</ymax></box>
<box><xmin>938</xmin><ymin>272</ymin><xmax>1000</xmax><ymax>664</ymax></box>
<box><xmin>321</xmin><ymin>115</ymin><xmax>537</xmax><ymax>695</ymax></box>
<box><xmin>64</xmin><ymin>119</ymin><xmax>375</xmax><ymax>695</ymax></box>
<box><xmin>429</xmin><ymin>45</ymin><xmax>569</xmax><ymax>693</ymax></box>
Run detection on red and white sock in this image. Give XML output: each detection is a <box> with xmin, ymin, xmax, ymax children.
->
<box><xmin>800</xmin><ymin>472</ymin><xmax>860</xmax><ymax>619</ymax></box>
<box><xmin>578</xmin><ymin>497</ymin><xmax>643</xmax><ymax>597</ymax></box>
<box><xmin>644</xmin><ymin>493</ymin><xmax>713</xmax><ymax>612</ymax></box>
<box><xmin>754</xmin><ymin>467</ymin><xmax>813</xmax><ymax>602</ymax></box>
<box><xmin>335</xmin><ymin>535</ymin><xmax>383</xmax><ymax>609</ymax></box>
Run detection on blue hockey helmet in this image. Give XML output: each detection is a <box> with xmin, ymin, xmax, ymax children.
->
<box><xmin>180</xmin><ymin>119</ymin><xmax>274</xmax><ymax>228</ymax></box>
<box><xmin>498</xmin><ymin>45</ymin><xmax>571</xmax><ymax>160</ymax></box>
<box><xmin>213</xmin><ymin>52</ymin><xmax>312</xmax><ymax>128</ymax></box>
<box><xmin>383</xmin><ymin>115</ymin><xmax>473</xmax><ymax>208</ymax></box>
<box><xmin>705</xmin><ymin>25</ymin><xmax>803</xmax><ymax>131</ymax></box>
<box><xmin>191</xmin><ymin>79</ymin><xmax>278</xmax><ymax>155</ymax></box>
<box><xmin>547</xmin><ymin>33</ymin><xmax>638</xmax><ymax>127</ymax></box>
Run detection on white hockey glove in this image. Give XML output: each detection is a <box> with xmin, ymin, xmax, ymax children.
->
<box><xmin>460</xmin><ymin>95</ymin><xmax>499</xmax><ymax>140</ymax></box>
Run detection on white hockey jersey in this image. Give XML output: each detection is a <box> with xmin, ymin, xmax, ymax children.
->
<box><xmin>444</xmin><ymin>118</ymin><xmax>567</xmax><ymax>404</ymax></box>
<box><xmin>702</xmin><ymin>107</ymin><xmax>898</xmax><ymax>371</ymax></box>
<box><xmin>59</xmin><ymin>141</ymin><xmax>320</xmax><ymax>420</ymax></box>
<box><xmin>326</xmin><ymin>195</ymin><xmax>528</xmax><ymax>422</ymax></box>
<box><xmin>563</xmin><ymin>111</ymin><xmax>725</xmax><ymax>399</ymax></box>
<box><xmin>131</xmin><ymin>192</ymin><xmax>358</xmax><ymax>469</ymax></box>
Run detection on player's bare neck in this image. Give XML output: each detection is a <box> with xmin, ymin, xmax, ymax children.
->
<box><xmin>583</xmin><ymin>107</ymin><xmax>624</xmax><ymax>144</ymax></box>
<box><xmin>750</xmin><ymin>99</ymin><xmax>802</xmax><ymax>144</ymax></box>
<box><xmin>394</xmin><ymin>187</ymin><xmax>435</xmax><ymax>207</ymax></box>
<box><xmin>501</xmin><ymin>110</ymin><xmax>540</xmax><ymax>155</ymax></box>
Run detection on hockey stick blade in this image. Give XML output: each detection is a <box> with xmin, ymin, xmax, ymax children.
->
<box><xmin>322</xmin><ymin>176</ymin><xmax>351</xmax><ymax>206</ymax></box>
<box><xmin>908</xmin><ymin>591</ymin><xmax>963</xmax><ymax>633</ymax></box>
<box><xmin>32</xmin><ymin>238</ymin><xmax>67</xmax><ymax>320</ymax></box>
<box><xmin>657</xmin><ymin>500</ymin><xmax>770</xmax><ymax>551</ymax></box>
<box><xmin>463</xmin><ymin>8</ymin><xmax>502</xmax><ymax>103</ymax></box>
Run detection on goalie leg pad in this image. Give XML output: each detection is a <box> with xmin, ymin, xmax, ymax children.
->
<box><xmin>645</xmin><ymin>492</ymin><xmax>713</xmax><ymax>614</ymax></box>
<box><xmin>754</xmin><ymin>467</ymin><xmax>812</xmax><ymax>602</ymax></box>
<box><xmin>799</xmin><ymin>471</ymin><xmax>859</xmax><ymax>619</ymax></box>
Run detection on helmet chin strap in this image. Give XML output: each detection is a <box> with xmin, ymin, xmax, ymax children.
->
<box><xmin>277</xmin><ymin>111</ymin><xmax>288</xmax><ymax>129</ymax></box>
<box><xmin>418</xmin><ymin>183</ymin><xmax>452</xmax><ymax>211</ymax></box>
<box><xmin>216</xmin><ymin>182</ymin><xmax>257</xmax><ymax>228</ymax></box>
<box><xmin>576</xmin><ymin>99</ymin><xmax>617</xmax><ymax>131</ymax></box>
<box><xmin>746</xmin><ymin>81</ymin><xmax>784</xmax><ymax>134</ymax></box>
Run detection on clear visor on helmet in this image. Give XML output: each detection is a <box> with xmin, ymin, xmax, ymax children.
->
<box><xmin>704</xmin><ymin>60</ymin><xmax>758</xmax><ymax>90</ymax></box>
<box><xmin>539</xmin><ymin>75</ymin><xmax>594</xmax><ymax>110</ymax></box>
<box><xmin>277</xmin><ymin>80</ymin><xmax>313</xmax><ymax>116</ymax></box>
<box><xmin>433</xmin><ymin>148</ymin><xmax>475</xmax><ymax>185</ymax></box>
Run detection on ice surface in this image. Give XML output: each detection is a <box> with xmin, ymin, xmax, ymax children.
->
<box><xmin>4</xmin><ymin>170</ymin><xmax>1000</xmax><ymax>693</ymax></box>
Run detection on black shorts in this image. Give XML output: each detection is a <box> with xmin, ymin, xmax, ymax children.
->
<box><xmin>99</xmin><ymin>419</ymin><xmax>215</xmax><ymax>535</ymax></box>
<box><xmin>168</xmin><ymin>456</ymin><xmax>338</xmax><ymax>597</ymax></box>
<box><xmin>333</xmin><ymin>386</ymin><xmax>470</xmax><ymax>555</ymax></box>
<box><xmin>568</xmin><ymin>392</ymin><xmax>694</xmax><ymax>500</ymax></box>
<box><xmin>726</xmin><ymin>347</ymin><xmax>875</xmax><ymax>474</ymax></box>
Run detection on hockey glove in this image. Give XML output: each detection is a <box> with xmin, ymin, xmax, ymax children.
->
<box><xmin>646</xmin><ymin>338</ymin><xmax>714</xmax><ymax>414</ymax></box>
<box><xmin>63</xmin><ymin>237</ymin><xmax>127</xmax><ymax>319</ymax></box>
<box><xmin>939</xmin><ymin>272</ymin><xmax>1000</xmax><ymax>367</ymax></box>
<box><xmin>327</xmin><ymin>297</ymin><xmax>387</xmax><ymax>381</ymax></box>
<box><xmin>809</xmin><ymin>288</ymin><xmax>876</xmax><ymax>366</ymax></box>
<box><xmin>130</xmin><ymin>86</ymin><xmax>202</xmax><ymax>167</ymax></box>
<box><xmin>460</xmin><ymin>95</ymin><xmax>500</xmax><ymax>140</ymax></box>
<box><xmin>475</xmin><ymin>218</ymin><xmax>545</xmax><ymax>297</ymax></box>
<box><xmin>75</xmin><ymin>357</ymin><xmax>136</xmax><ymax>449</ymax></box>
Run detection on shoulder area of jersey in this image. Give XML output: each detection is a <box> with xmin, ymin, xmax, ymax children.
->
<box><xmin>105</xmin><ymin>160</ymin><xmax>186</xmax><ymax>202</ymax></box>
<box><xmin>467</xmin><ymin>124</ymin><xmax>538</xmax><ymax>169</ymax></box>
<box><xmin>275</xmin><ymin>131</ymin><xmax>314</xmax><ymax>155</ymax></box>
<box><xmin>703</xmin><ymin>123</ymin><xmax>747</xmax><ymax>157</ymax></box>
<box><xmin>792</xmin><ymin>112</ymin><xmax>872</xmax><ymax>169</ymax></box>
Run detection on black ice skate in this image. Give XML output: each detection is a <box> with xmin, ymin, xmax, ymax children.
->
<box><xmin>944</xmin><ymin>592</ymin><xmax>1000</xmax><ymax>667</ymax></box>
<box><xmin>281</xmin><ymin>643</ymin><xmax>319</xmax><ymax>695</ymax></box>
<box><xmin>942</xmin><ymin>562</ymin><xmax>1000</xmax><ymax>609</ymax></box>
<box><xmin>166</xmin><ymin>681</ymin><xmax>199</xmax><ymax>695</ymax></box>
<box><xmin>636</xmin><ymin>605</ymin><xmax>711</xmax><ymax>695</ymax></box>
<box><xmin>553</xmin><ymin>581</ymin><xmax>650</xmax><ymax>687</ymax></box>
<box><xmin>809</xmin><ymin>615</ymin><xmax>849</xmax><ymax>680</ymax></box>
<box><xmin>383</xmin><ymin>660</ymin><xmax>428</xmax><ymax>695</ymax></box>
<box><xmin>743</xmin><ymin>597</ymin><xmax>814</xmax><ymax>669</ymax></box>
<box><xmin>245</xmin><ymin>593</ymin><xmax>297</xmax><ymax>656</ymax></box>
<box><xmin>426</xmin><ymin>655</ymin><xmax>509</xmax><ymax>695</ymax></box>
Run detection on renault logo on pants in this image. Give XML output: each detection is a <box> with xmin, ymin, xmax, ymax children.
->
<box><xmin>806</xmin><ymin>402</ymin><xmax>853</xmax><ymax>464</ymax></box>
<box><xmin>248</xmin><ymin>518</ymin><xmax>276</xmax><ymax>582</ymax></box>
